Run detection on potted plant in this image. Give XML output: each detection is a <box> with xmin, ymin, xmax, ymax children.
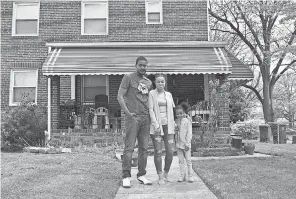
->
<box><xmin>244</xmin><ymin>143</ymin><xmax>255</xmax><ymax>155</ymax></box>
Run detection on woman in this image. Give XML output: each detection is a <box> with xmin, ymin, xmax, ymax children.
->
<box><xmin>149</xmin><ymin>74</ymin><xmax>175</xmax><ymax>185</ymax></box>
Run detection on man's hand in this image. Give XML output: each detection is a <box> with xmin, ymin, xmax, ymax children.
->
<box><xmin>185</xmin><ymin>145</ymin><xmax>190</xmax><ymax>151</ymax></box>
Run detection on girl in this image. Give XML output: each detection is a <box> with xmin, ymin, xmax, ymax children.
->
<box><xmin>149</xmin><ymin>74</ymin><xmax>175</xmax><ymax>185</ymax></box>
<box><xmin>175</xmin><ymin>102</ymin><xmax>194</xmax><ymax>183</ymax></box>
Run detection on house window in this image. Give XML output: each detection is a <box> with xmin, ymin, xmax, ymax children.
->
<box><xmin>145</xmin><ymin>0</ymin><xmax>163</xmax><ymax>24</ymax></box>
<box><xmin>9</xmin><ymin>70</ymin><xmax>38</xmax><ymax>106</ymax></box>
<box><xmin>12</xmin><ymin>2</ymin><xmax>39</xmax><ymax>36</ymax></box>
<box><xmin>82</xmin><ymin>75</ymin><xmax>108</xmax><ymax>102</ymax></box>
<box><xmin>81</xmin><ymin>1</ymin><xmax>108</xmax><ymax>35</ymax></box>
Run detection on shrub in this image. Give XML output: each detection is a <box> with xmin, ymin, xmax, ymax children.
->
<box><xmin>1</xmin><ymin>101</ymin><xmax>47</xmax><ymax>151</ymax></box>
<box><xmin>231</xmin><ymin>120</ymin><xmax>261</xmax><ymax>139</ymax></box>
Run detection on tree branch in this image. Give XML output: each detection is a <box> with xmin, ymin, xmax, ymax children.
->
<box><xmin>270</xmin><ymin>27</ymin><xmax>296</xmax><ymax>85</ymax></box>
<box><xmin>243</xmin><ymin>84</ymin><xmax>263</xmax><ymax>104</ymax></box>
<box><xmin>209</xmin><ymin>7</ymin><xmax>263</xmax><ymax>65</ymax></box>
<box><xmin>275</xmin><ymin>60</ymin><xmax>296</xmax><ymax>82</ymax></box>
<box><xmin>210</xmin><ymin>28</ymin><xmax>237</xmax><ymax>34</ymax></box>
<box><xmin>235</xmin><ymin>1</ymin><xmax>264</xmax><ymax>52</ymax></box>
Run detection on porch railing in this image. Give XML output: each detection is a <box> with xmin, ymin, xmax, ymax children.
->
<box><xmin>190</xmin><ymin>100</ymin><xmax>213</xmax><ymax>125</ymax></box>
<box><xmin>59</xmin><ymin>102</ymin><xmax>121</xmax><ymax>130</ymax></box>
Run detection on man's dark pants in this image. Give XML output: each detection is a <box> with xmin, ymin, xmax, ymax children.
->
<box><xmin>122</xmin><ymin>115</ymin><xmax>150</xmax><ymax>178</ymax></box>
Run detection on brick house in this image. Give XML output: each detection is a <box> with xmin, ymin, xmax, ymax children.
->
<box><xmin>1</xmin><ymin>0</ymin><xmax>253</xmax><ymax>138</ymax></box>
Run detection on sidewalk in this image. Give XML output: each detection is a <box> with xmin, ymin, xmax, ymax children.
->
<box><xmin>114</xmin><ymin>156</ymin><xmax>218</xmax><ymax>199</ymax></box>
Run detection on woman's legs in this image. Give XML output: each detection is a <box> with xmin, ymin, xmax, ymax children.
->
<box><xmin>150</xmin><ymin>134</ymin><xmax>165</xmax><ymax>184</ymax></box>
<box><xmin>162</xmin><ymin>125</ymin><xmax>174</xmax><ymax>181</ymax></box>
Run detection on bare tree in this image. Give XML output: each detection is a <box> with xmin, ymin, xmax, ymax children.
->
<box><xmin>209</xmin><ymin>0</ymin><xmax>296</xmax><ymax>123</ymax></box>
<box><xmin>273</xmin><ymin>72</ymin><xmax>296</xmax><ymax>128</ymax></box>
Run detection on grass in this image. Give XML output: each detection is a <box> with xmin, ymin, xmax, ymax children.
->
<box><xmin>244</xmin><ymin>139</ymin><xmax>296</xmax><ymax>157</ymax></box>
<box><xmin>1</xmin><ymin>147</ymin><xmax>122</xmax><ymax>199</ymax></box>
<box><xmin>192</xmin><ymin>142</ymin><xmax>296</xmax><ymax>199</ymax></box>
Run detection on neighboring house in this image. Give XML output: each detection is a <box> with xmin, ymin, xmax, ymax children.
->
<box><xmin>1</xmin><ymin>0</ymin><xmax>253</xmax><ymax>137</ymax></box>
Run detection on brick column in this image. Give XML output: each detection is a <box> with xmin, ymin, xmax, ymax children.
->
<box><xmin>216</xmin><ymin>74</ymin><xmax>230</xmax><ymax>133</ymax></box>
<box><xmin>51</xmin><ymin>76</ymin><xmax>60</xmax><ymax>129</ymax></box>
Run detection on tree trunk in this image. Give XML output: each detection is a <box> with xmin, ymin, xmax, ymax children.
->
<box><xmin>289</xmin><ymin>117</ymin><xmax>293</xmax><ymax>128</ymax></box>
<box><xmin>262</xmin><ymin>70</ymin><xmax>271</xmax><ymax>122</ymax></box>
<box><xmin>269</xmin><ymin>85</ymin><xmax>275</xmax><ymax>123</ymax></box>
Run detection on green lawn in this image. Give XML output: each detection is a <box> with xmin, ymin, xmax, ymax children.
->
<box><xmin>245</xmin><ymin>140</ymin><xmax>296</xmax><ymax>157</ymax></box>
<box><xmin>193</xmin><ymin>142</ymin><xmax>296</xmax><ymax>199</ymax></box>
<box><xmin>1</xmin><ymin>148</ymin><xmax>121</xmax><ymax>199</ymax></box>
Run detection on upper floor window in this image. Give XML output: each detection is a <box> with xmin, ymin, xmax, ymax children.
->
<box><xmin>10</xmin><ymin>69</ymin><xmax>38</xmax><ymax>106</ymax></box>
<box><xmin>81</xmin><ymin>1</ymin><xmax>108</xmax><ymax>35</ymax></box>
<box><xmin>145</xmin><ymin>0</ymin><xmax>163</xmax><ymax>24</ymax></box>
<box><xmin>12</xmin><ymin>2</ymin><xmax>39</xmax><ymax>36</ymax></box>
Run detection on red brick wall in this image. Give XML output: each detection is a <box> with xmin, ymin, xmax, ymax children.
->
<box><xmin>50</xmin><ymin>76</ymin><xmax>60</xmax><ymax>129</ymax></box>
<box><xmin>60</xmin><ymin>76</ymin><xmax>72</xmax><ymax>103</ymax></box>
<box><xmin>109</xmin><ymin>75</ymin><xmax>123</xmax><ymax>106</ymax></box>
<box><xmin>1</xmin><ymin>0</ymin><xmax>208</xmax><ymax>110</ymax></box>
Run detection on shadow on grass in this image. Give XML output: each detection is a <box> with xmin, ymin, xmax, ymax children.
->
<box><xmin>1</xmin><ymin>149</ymin><xmax>122</xmax><ymax>199</ymax></box>
<box><xmin>193</xmin><ymin>156</ymin><xmax>296</xmax><ymax>199</ymax></box>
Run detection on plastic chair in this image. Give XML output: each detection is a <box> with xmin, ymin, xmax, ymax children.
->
<box><xmin>95</xmin><ymin>94</ymin><xmax>109</xmax><ymax>109</ymax></box>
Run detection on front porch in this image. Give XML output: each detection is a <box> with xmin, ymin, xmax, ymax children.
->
<box><xmin>43</xmin><ymin>41</ymin><xmax>253</xmax><ymax>140</ymax></box>
<box><xmin>50</xmin><ymin>73</ymin><xmax>229</xmax><ymax>132</ymax></box>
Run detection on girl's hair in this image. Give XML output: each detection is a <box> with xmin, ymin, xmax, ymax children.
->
<box><xmin>155</xmin><ymin>73</ymin><xmax>165</xmax><ymax>79</ymax></box>
<box><xmin>176</xmin><ymin>102</ymin><xmax>191</xmax><ymax>114</ymax></box>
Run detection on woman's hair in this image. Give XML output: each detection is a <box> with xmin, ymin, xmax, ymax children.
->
<box><xmin>155</xmin><ymin>73</ymin><xmax>165</xmax><ymax>80</ymax></box>
<box><xmin>176</xmin><ymin>102</ymin><xmax>191</xmax><ymax>114</ymax></box>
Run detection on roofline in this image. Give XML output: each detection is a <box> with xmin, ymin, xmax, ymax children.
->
<box><xmin>45</xmin><ymin>41</ymin><xmax>227</xmax><ymax>48</ymax></box>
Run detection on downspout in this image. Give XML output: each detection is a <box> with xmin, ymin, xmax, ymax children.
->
<box><xmin>48</xmin><ymin>77</ymin><xmax>51</xmax><ymax>140</ymax></box>
<box><xmin>47</xmin><ymin>46</ymin><xmax>52</xmax><ymax>140</ymax></box>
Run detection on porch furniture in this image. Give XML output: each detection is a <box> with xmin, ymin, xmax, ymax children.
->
<box><xmin>92</xmin><ymin>107</ymin><xmax>110</xmax><ymax>129</ymax></box>
<box><xmin>190</xmin><ymin>101</ymin><xmax>211</xmax><ymax>127</ymax></box>
<box><xmin>59</xmin><ymin>103</ymin><xmax>75</xmax><ymax>129</ymax></box>
<box><xmin>95</xmin><ymin>94</ymin><xmax>109</xmax><ymax>109</ymax></box>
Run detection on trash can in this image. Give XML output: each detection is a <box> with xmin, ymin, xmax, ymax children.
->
<box><xmin>292</xmin><ymin>136</ymin><xmax>296</xmax><ymax>144</ymax></box>
<box><xmin>259</xmin><ymin>124</ymin><xmax>272</xmax><ymax>143</ymax></box>
<box><xmin>278</xmin><ymin>124</ymin><xmax>287</xmax><ymax>144</ymax></box>
<box><xmin>269</xmin><ymin>123</ymin><xmax>279</xmax><ymax>144</ymax></box>
<box><xmin>231</xmin><ymin>135</ymin><xmax>242</xmax><ymax>149</ymax></box>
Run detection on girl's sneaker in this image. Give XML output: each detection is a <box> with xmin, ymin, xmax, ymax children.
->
<box><xmin>177</xmin><ymin>175</ymin><xmax>185</xmax><ymax>182</ymax></box>
<box><xmin>188</xmin><ymin>176</ymin><xmax>194</xmax><ymax>183</ymax></box>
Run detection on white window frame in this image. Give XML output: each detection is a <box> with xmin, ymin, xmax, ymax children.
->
<box><xmin>12</xmin><ymin>2</ymin><xmax>40</xmax><ymax>36</ymax></box>
<box><xmin>9</xmin><ymin>69</ymin><xmax>38</xmax><ymax>106</ymax></box>
<box><xmin>145</xmin><ymin>0</ymin><xmax>163</xmax><ymax>24</ymax></box>
<box><xmin>81</xmin><ymin>0</ymin><xmax>109</xmax><ymax>35</ymax></box>
<box><xmin>81</xmin><ymin>75</ymin><xmax>109</xmax><ymax>103</ymax></box>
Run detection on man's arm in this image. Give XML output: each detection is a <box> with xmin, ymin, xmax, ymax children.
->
<box><xmin>117</xmin><ymin>87</ymin><xmax>134</xmax><ymax>117</ymax></box>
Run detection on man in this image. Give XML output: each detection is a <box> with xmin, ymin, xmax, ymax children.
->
<box><xmin>117</xmin><ymin>56</ymin><xmax>153</xmax><ymax>188</ymax></box>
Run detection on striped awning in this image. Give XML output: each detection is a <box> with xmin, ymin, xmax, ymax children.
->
<box><xmin>227</xmin><ymin>52</ymin><xmax>253</xmax><ymax>80</ymax></box>
<box><xmin>42</xmin><ymin>42</ymin><xmax>252</xmax><ymax>80</ymax></box>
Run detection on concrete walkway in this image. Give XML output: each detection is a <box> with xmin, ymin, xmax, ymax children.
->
<box><xmin>114</xmin><ymin>156</ymin><xmax>218</xmax><ymax>199</ymax></box>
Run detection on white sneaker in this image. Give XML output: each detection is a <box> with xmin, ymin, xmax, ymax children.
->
<box><xmin>122</xmin><ymin>177</ymin><xmax>131</xmax><ymax>188</ymax></box>
<box><xmin>137</xmin><ymin>175</ymin><xmax>152</xmax><ymax>185</ymax></box>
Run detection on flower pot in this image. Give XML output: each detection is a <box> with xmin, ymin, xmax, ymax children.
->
<box><xmin>244</xmin><ymin>145</ymin><xmax>255</xmax><ymax>155</ymax></box>
<box><xmin>231</xmin><ymin>137</ymin><xmax>242</xmax><ymax>149</ymax></box>
<box><xmin>131</xmin><ymin>158</ymin><xmax>138</xmax><ymax>167</ymax></box>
